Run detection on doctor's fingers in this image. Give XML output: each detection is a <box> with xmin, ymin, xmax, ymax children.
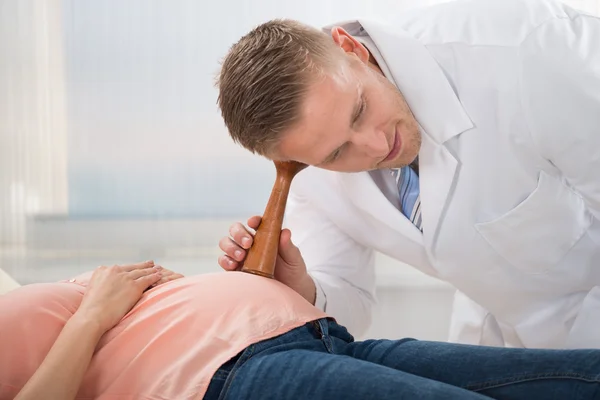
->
<box><xmin>228</xmin><ymin>222</ymin><xmax>255</xmax><ymax>249</ymax></box>
<box><xmin>218</xmin><ymin>254</ymin><xmax>241</xmax><ymax>271</ymax></box>
<box><xmin>246</xmin><ymin>216</ymin><xmax>262</xmax><ymax>230</ymax></box>
<box><xmin>219</xmin><ymin>236</ymin><xmax>248</xmax><ymax>262</ymax></box>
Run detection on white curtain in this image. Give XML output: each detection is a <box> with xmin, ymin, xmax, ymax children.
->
<box><xmin>0</xmin><ymin>0</ymin><xmax>68</xmax><ymax>246</ymax></box>
<box><xmin>0</xmin><ymin>0</ymin><xmax>597</xmax><ymax>248</ymax></box>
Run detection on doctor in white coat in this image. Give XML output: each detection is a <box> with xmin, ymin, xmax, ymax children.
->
<box><xmin>217</xmin><ymin>0</ymin><xmax>600</xmax><ymax>349</ymax></box>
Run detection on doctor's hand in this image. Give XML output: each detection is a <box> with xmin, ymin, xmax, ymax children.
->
<box><xmin>76</xmin><ymin>261</ymin><xmax>163</xmax><ymax>333</ymax></box>
<box><xmin>219</xmin><ymin>216</ymin><xmax>316</xmax><ymax>305</ymax></box>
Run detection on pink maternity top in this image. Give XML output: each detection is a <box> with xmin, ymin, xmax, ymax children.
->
<box><xmin>0</xmin><ymin>271</ymin><xmax>327</xmax><ymax>399</ymax></box>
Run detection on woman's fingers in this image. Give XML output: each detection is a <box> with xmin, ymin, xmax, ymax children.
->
<box><xmin>148</xmin><ymin>267</ymin><xmax>185</xmax><ymax>288</ymax></box>
<box><xmin>136</xmin><ymin>270</ymin><xmax>163</xmax><ymax>289</ymax></box>
<box><xmin>121</xmin><ymin>260</ymin><xmax>155</xmax><ymax>272</ymax></box>
<box><xmin>128</xmin><ymin>266</ymin><xmax>160</xmax><ymax>280</ymax></box>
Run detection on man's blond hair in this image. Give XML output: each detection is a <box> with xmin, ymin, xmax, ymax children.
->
<box><xmin>217</xmin><ymin>19</ymin><xmax>343</xmax><ymax>157</ymax></box>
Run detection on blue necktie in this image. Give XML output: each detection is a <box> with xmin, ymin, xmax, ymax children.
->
<box><xmin>391</xmin><ymin>165</ymin><xmax>423</xmax><ymax>232</ymax></box>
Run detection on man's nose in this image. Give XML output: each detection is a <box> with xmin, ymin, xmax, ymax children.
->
<box><xmin>352</xmin><ymin>129</ymin><xmax>389</xmax><ymax>159</ymax></box>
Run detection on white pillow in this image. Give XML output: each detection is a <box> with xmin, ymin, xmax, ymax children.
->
<box><xmin>0</xmin><ymin>268</ymin><xmax>20</xmax><ymax>295</ymax></box>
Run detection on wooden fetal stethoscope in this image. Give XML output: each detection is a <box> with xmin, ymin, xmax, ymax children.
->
<box><xmin>241</xmin><ymin>161</ymin><xmax>307</xmax><ymax>279</ymax></box>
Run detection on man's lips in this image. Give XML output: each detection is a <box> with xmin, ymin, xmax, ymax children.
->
<box><xmin>382</xmin><ymin>128</ymin><xmax>401</xmax><ymax>163</ymax></box>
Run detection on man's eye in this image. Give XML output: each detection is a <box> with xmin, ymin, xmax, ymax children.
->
<box><xmin>354</xmin><ymin>99</ymin><xmax>366</xmax><ymax>124</ymax></box>
<box><xmin>332</xmin><ymin>149</ymin><xmax>342</xmax><ymax>162</ymax></box>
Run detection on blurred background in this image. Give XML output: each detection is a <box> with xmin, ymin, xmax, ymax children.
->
<box><xmin>1</xmin><ymin>0</ymin><xmax>598</xmax><ymax>340</ymax></box>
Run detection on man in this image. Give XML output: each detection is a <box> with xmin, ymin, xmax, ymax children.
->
<box><xmin>216</xmin><ymin>0</ymin><xmax>600</xmax><ymax>349</ymax></box>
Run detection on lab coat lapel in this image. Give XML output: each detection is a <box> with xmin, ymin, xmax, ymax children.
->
<box><xmin>418</xmin><ymin>130</ymin><xmax>459</xmax><ymax>252</ymax></box>
<box><xmin>338</xmin><ymin>170</ymin><xmax>424</xmax><ymax>245</ymax></box>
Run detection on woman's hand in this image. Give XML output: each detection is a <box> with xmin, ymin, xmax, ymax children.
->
<box><xmin>148</xmin><ymin>265</ymin><xmax>185</xmax><ymax>288</ymax></box>
<box><xmin>15</xmin><ymin>260</ymin><xmax>163</xmax><ymax>400</ymax></box>
<box><xmin>76</xmin><ymin>260</ymin><xmax>162</xmax><ymax>333</ymax></box>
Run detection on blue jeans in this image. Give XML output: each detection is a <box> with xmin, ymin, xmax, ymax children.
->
<box><xmin>203</xmin><ymin>318</ymin><xmax>600</xmax><ymax>399</ymax></box>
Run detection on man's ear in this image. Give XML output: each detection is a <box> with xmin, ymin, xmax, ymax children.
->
<box><xmin>330</xmin><ymin>26</ymin><xmax>370</xmax><ymax>64</ymax></box>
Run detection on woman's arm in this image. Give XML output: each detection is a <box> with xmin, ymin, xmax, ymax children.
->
<box><xmin>15</xmin><ymin>261</ymin><xmax>163</xmax><ymax>400</ymax></box>
<box><xmin>14</xmin><ymin>313</ymin><xmax>105</xmax><ymax>400</ymax></box>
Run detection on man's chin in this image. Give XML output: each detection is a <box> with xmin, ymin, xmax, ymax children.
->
<box><xmin>386</xmin><ymin>157</ymin><xmax>410</xmax><ymax>170</ymax></box>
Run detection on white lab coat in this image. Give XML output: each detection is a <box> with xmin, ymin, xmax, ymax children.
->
<box><xmin>286</xmin><ymin>0</ymin><xmax>600</xmax><ymax>348</ymax></box>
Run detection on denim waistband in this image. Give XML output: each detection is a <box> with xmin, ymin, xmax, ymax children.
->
<box><xmin>203</xmin><ymin>318</ymin><xmax>338</xmax><ymax>400</ymax></box>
